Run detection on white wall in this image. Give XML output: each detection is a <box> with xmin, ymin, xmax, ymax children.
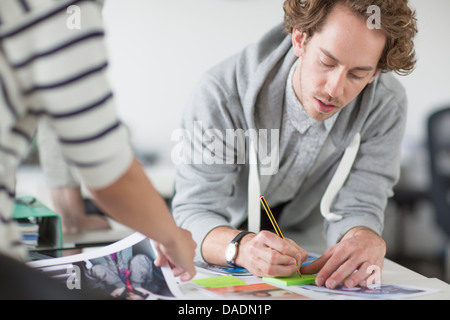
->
<box><xmin>102</xmin><ymin>0</ymin><xmax>285</xmax><ymax>161</ymax></box>
<box><xmin>396</xmin><ymin>0</ymin><xmax>450</xmax><ymax>144</ymax></box>
<box><xmin>102</xmin><ymin>0</ymin><xmax>450</xmax><ymax>163</ymax></box>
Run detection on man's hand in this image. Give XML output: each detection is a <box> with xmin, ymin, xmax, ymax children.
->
<box><xmin>301</xmin><ymin>226</ymin><xmax>386</xmax><ymax>288</ymax></box>
<box><xmin>202</xmin><ymin>227</ymin><xmax>308</xmax><ymax>278</ymax></box>
<box><xmin>235</xmin><ymin>230</ymin><xmax>308</xmax><ymax>277</ymax></box>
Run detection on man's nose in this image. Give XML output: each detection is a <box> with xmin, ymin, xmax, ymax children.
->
<box><xmin>325</xmin><ymin>69</ymin><xmax>345</xmax><ymax>99</ymax></box>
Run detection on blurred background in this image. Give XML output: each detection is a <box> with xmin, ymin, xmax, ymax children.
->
<box><xmin>16</xmin><ymin>0</ymin><xmax>450</xmax><ymax>283</ymax></box>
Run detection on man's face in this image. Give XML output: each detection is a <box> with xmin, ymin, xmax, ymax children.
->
<box><xmin>292</xmin><ymin>4</ymin><xmax>386</xmax><ymax>122</ymax></box>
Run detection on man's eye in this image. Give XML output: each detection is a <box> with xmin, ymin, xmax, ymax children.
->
<box><xmin>349</xmin><ymin>73</ymin><xmax>364</xmax><ymax>80</ymax></box>
<box><xmin>320</xmin><ymin>60</ymin><xmax>334</xmax><ymax>68</ymax></box>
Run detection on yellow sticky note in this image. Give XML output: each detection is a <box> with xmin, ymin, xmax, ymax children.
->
<box><xmin>192</xmin><ymin>275</ymin><xmax>248</xmax><ymax>288</ymax></box>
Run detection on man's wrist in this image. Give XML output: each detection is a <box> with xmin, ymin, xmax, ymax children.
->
<box><xmin>225</xmin><ymin>231</ymin><xmax>254</xmax><ymax>266</ymax></box>
<box><xmin>201</xmin><ymin>227</ymin><xmax>244</xmax><ymax>265</ymax></box>
<box><xmin>233</xmin><ymin>232</ymin><xmax>255</xmax><ymax>267</ymax></box>
<box><xmin>341</xmin><ymin>226</ymin><xmax>379</xmax><ymax>241</ymax></box>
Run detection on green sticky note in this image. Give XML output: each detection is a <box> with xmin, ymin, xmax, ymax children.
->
<box><xmin>192</xmin><ymin>275</ymin><xmax>248</xmax><ymax>288</ymax></box>
<box><xmin>263</xmin><ymin>274</ymin><xmax>317</xmax><ymax>286</ymax></box>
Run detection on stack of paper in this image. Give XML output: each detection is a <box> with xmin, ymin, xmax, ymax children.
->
<box><xmin>16</xmin><ymin>217</ymin><xmax>39</xmax><ymax>248</ymax></box>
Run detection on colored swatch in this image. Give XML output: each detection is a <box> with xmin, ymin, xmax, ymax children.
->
<box><xmin>192</xmin><ymin>274</ymin><xmax>248</xmax><ymax>288</ymax></box>
<box><xmin>263</xmin><ymin>274</ymin><xmax>317</xmax><ymax>286</ymax></box>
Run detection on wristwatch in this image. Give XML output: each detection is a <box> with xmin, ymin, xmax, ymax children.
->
<box><xmin>225</xmin><ymin>231</ymin><xmax>253</xmax><ymax>267</ymax></box>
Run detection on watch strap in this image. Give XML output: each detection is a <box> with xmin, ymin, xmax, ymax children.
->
<box><xmin>226</xmin><ymin>231</ymin><xmax>253</xmax><ymax>267</ymax></box>
<box><xmin>230</xmin><ymin>231</ymin><xmax>253</xmax><ymax>245</ymax></box>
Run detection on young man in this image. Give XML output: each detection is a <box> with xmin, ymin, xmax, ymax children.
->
<box><xmin>0</xmin><ymin>0</ymin><xmax>196</xmax><ymax>294</ymax></box>
<box><xmin>172</xmin><ymin>0</ymin><xmax>417</xmax><ymax>289</ymax></box>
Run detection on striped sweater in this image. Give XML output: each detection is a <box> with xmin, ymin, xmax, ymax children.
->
<box><xmin>0</xmin><ymin>0</ymin><xmax>133</xmax><ymax>259</ymax></box>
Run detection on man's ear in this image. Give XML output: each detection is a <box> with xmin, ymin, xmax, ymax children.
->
<box><xmin>292</xmin><ymin>28</ymin><xmax>307</xmax><ymax>57</ymax></box>
<box><xmin>368</xmin><ymin>69</ymin><xmax>382</xmax><ymax>83</ymax></box>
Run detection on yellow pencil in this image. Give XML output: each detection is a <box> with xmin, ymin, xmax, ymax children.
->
<box><xmin>259</xmin><ymin>195</ymin><xmax>301</xmax><ymax>277</ymax></box>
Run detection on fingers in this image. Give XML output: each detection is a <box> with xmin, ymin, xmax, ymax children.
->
<box><xmin>239</xmin><ymin>231</ymin><xmax>308</xmax><ymax>278</ymax></box>
<box><xmin>320</xmin><ymin>260</ymin><xmax>380</xmax><ymax>289</ymax></box>
<box><xmin>170</xmin><ymin>265</ymin><xmax>196</xmax><ymax>281</ymax></box>
<box><xmin>314</xmin><ymin>246</ymin><xmax>351</xmax><ymax>288</ymax></box>
<box><xmin>260</xmin><ymin>231</ymin><xmax>308</xmax><ymax>264</ymax></box>
<box><xmin>155</xmin><ymin>255</ymin><xmax>196</xmax><ymax>282</ymax></box>
<box><xmin>153</xmin><ymin>244</ymin><xmax>166</xmax><ymax>267</ymax></box>
<box><xmin>155</xmin><ymin>254</ymin><xmax>196</xmax><ymax>282</ymax></box>
<box><xmin>180</xmin><ymin>264</ymin><xmax>196</xmax><ymax>281</ymax></box>
<box><xmin>342</xmin><ymin>261</ymin><xmax>372</xmax><ymax>288</ymax></box>
<box><xmin>168</xmin><ymin>262</ymin><xmax>196</xmax><ymax>281</ymax></box>
<box><xmin>153</xmin><ymin>228</ymin><xmax>197</xmax><ymax>282</ymax></box>
<box><xmin>305</xmin><ymin>233</ymin><xmax>386</xmax><ymax>289</ymax></box>
<box><xmin>153</xmin><ymin>245</ymin><xmax>168</xmax><ymax>267</ymax></box>
<box><xmin>285</xmin><ymin>238</ymin><xmax>309</xmax><ymax>265</ymax></box>
<box><xmin>300</xmin><ymin>249</ymin><xmax>332</xmax><ymax>275</ymax></box>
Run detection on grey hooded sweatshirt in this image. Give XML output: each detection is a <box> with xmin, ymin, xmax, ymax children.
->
<box><xmin>171</xmin><ymin>24</ymin><xmax>407</xmax><ymax>260</ymax></box>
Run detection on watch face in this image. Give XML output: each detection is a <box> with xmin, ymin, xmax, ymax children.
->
<box><xmin>225</xmin><ymin>243</ymin><xmax>237</xmax><ymax>263</ymax></box>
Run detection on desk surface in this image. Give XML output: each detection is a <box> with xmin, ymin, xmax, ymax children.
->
<box><xmin>179</xmin><ymin>259</ymin><xmax>450</xmax><ymax>300</ymax></box>
<box><xmin>381</xmin><ymin>259</ymin><xmax>450</xmax><ymax>299</ymax></box>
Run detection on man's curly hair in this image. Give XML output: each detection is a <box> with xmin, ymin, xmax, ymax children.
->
<box><xmin>283</xmin><ymin>0</ymin><xmax>418</xmax><ymax>75</ymax></box>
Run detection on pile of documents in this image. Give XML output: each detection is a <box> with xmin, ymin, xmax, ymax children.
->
<box><xmin>16</xmin><ymin>217</ymin><xmax>39</xmax><ymax>248</ymax></box>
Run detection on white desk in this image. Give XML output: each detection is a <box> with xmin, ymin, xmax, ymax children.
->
<box><xmin>178</xmin><ymin>259</ymin><xmax>450</xmax><ymax>300</ymax></box>
<box><xmin>380</xmin><ymin>259</ymin><xmax>450</xmax><ymax>299</ymax></box>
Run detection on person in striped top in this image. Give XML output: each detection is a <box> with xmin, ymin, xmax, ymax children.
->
<box><xmin>0</xmin><ymin>0</ymin><xmax>196</xmax><ymax>283</ymax></box>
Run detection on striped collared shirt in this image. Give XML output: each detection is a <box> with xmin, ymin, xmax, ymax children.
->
<box><xmin>0</xmin><ymin>0</ymin><xmax>133</xmax><ymax>259</ymax></box>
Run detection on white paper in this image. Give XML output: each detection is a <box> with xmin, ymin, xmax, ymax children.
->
<box><xmin>288</xmin><ymin>282</ymin><xmax>439</xmax><ymax>300</ymax></box>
